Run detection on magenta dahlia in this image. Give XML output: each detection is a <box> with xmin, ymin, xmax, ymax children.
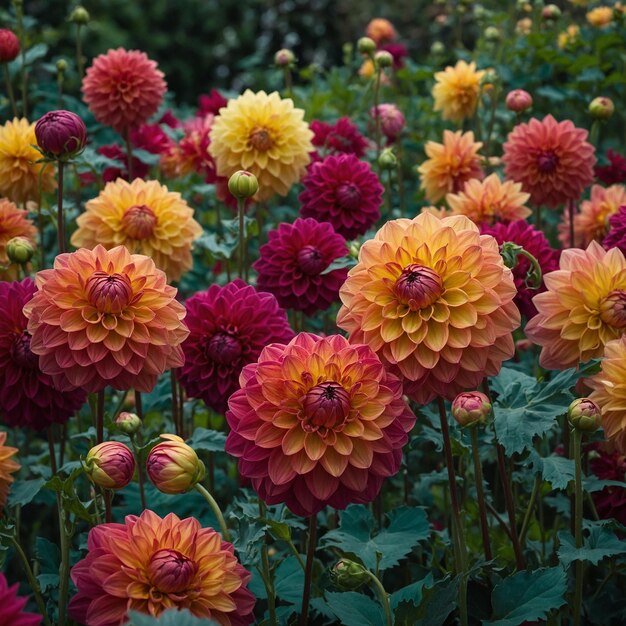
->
<box><xmin>604</xmin><ymin>204</ymin><xmax>626</xmax><ymax>255</ymax></box>
<box><xmin>253</xmin><ymin>218</ymin><xmax>348</xmax><ymax>315</ymax></box>
<box><xmin>311</xmin><ymin>117</ymin><xmax>369</xmax><ymax>158</ymax></box>
<box><xmin>589</xmin><ymin>443</ymin><xmax>626</xmax><ymax>526</ymax></box>
<box><xmin>299</xmin><ymin>154</ymin><xmax>383</xmax><ymax>239</ymax></box>
<box><xmin>198</xmin><ymin>89</ymin><xmax>228</xmax><ymax>116</ymax></box>
<box><xmin>481</xmin><ymin>220</ymin><xmax>560</xmax><ymax>319</ymax></box>
<box><xmin>595</xmin><ymin>150</ymin><xmax>626</xmax><ymax>186</ymax></box>
<box><xmin>178</xmin><ymin>280</ymin><xmax>294</xmax><ymax>415</ymax></box>
<box><xmin>0</xmin><ymin>573</ymin><xmax>41</xmax><ymax>626</ymax></box>
<box><xmin>0</xmin><ymin>279</ymin><xmax>86</xmax><ymax>430</ymax></box>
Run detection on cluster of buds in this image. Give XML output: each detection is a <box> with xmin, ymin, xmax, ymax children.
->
<box><xmin>34</xmin><ymin>110</ymin><xmax>87</xmax><ymax>161</ymax></box>
<box><xmin>451</xmin><ymin>392</ymin><xmax>492</xmax><ymax>428</ymax></box>
<box><xmin>146</xmin><ymin>434</ymin><xmax>206</xmax><ymax>494</ymax></box>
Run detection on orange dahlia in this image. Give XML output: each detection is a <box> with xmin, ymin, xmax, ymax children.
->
<box><xmin>0</xmin><ymin>198</ymin><xmax>36</xmax><ymax>280</ymax></box>
<box><xmin>418</xmin><ymin>130</ymin><xmax>483</xmax><ymax>203</ymax></box>
<box><xmin>71</xmin><ymin>178</ymin><xmax>202</xmax><ymax>282</ymax></box>
<box><xmin>0</xmin><ymin>431</ymin><xmax>19</xmax><ymax>509</ymax></box>
<box><xmin>69</xmin><ymin>510</ymin><xmax>255</xmax><ymax>626</ymax></box>
<box><xmin>365</xmin><ymin>18</ymin><xmax>397</xmax><ymax>45</ymax></box>
<box><xmin>558</xmin><ymin>184</ymin><xmax>626</xmax><ymax>248</ymax></box>
<box><xmin>587</xmin><ymin>6</ymin><xmax>613</xmax><ymax>26</ymax></box>
<box><xmin>432</xmin><ymin>60</ymin><xmax>485</xmax><ymax>124</ymax></box>
<box><xmin>446</xmin><ymin>173</ymin><xmax>531</xmax><ymax>225</ymax></box>
<box><xmin>337</xmin><ymin>212</ymin><xmax>520</xmax><ymax>404</ymax></box>
<box><xmin>526</xmin><ymin>242</ymin><xmax>626</xmax><ymax>370</ymax></box>
<box><xmin>0</xmin><ymin>118</ymin><xmax>56</xmax><ymax>204</ymax></box>
<box><xmin>208</xmin><ymin>90</ymin><xmax>313</xmax><ymax>201</ymax></box>
<box><xmin>24</xmin><ymin>245</ymin><xmax>189</xmax><ymax>393</ymax></box>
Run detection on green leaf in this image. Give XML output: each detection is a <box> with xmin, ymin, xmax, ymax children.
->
<box><xmin>186</xmin><ymin>427</ymin><xmax>227</xmax><ymax>453</ymax></box>
<box><xmin>486</xmin><ymin>567</ymin><xmax>567</xmax><ymax>626</ymax></box>
<box><xmin>414</xmin><ymin>575</ymin><xmax>460</xmax><ymax>626</ymax></box>
<box><xmin>528</xmin><ymin>452</ymin><xmax>575</xmax><ymax>491</ymax></box>
<box><xmin>321</xmin><ymin>255</ymin><xmax>356</xmax><ymax>275</ymax></box>
<box><xmin>321</xmin><ymin>505</ymin><xmax>431</xmax><ymax>571</ymax></box>
<box><xmin>35</xmin><ymin>537</ymin><xmax>60</xmax><ymax>593</ymax></box>
<box><xmin>557</xmin><ymin>527</ymin><xmax>626</xmax><ymax>566</ymax></box>
<box><xmin>392</xmin><ymin>574</ymin><xmax>434</xmax><ymax>625</ymax></box>
<box><xmin>132</xmin><ymin>149</ymin><xmax>162</xmax><ymax>166</ymax></box>
<box><xmin>8</xmin><ymin>478</ymin><xmax>46</xmax><ymax>507</ymax></box>
<box><xmin>325</xmin><ymin>591</ymin><xmax>386</xmax><ymax>626</ymax></box>
<box><xmin>274</xmin><ymin>556</ymin><xmax>305</xmax><ymax>605</ymax></box>
<box><xmin>125</xmin><ymin>609</ymin><xmax>219</xmax><ymax>625</ymax></box>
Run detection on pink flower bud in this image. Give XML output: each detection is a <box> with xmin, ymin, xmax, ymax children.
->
<box><xmin>568</xmin><ymin>398</ymin><xmax>601</xmax><ymax>432</ymax></box>
<box><xmin>0</xmin><ymin>30</ymin><xmax>19</xmax><ymax>64</ymax></box>
<box><xmin>371</xmin><ymin>103</ymin><xmax>405</xmax><ymax>143</ymax></box>
<box><xmin>146</xmin><ymin>434</ymin><xmax>205</xmax><ymax>494</ymax></box>
<box><xmin>506</xmin><ymin>90</ymin><xmax>533</xmax><ymax>113</ymax></box>
<box><xmin>451</xmin><ymin>391</ymin><xmax>492</xmax><ymax>427</ymax></box>
<box><xmin>85</xmin><ymin>441</ymin><xmax>135</xmax><ymax>490</ymax></box>
<box><xmin>35</xmin><ymin>110</ymin><xmax>87</xmax><ymax>159</ymax></box>
<box><xmin>115</xmin><ymin>411</ymin><xmax>142</xmax><ymax>435</ymax></box>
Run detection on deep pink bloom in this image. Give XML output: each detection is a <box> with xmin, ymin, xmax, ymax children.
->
<box><xmin>589</xmin><ymin>443</ymin><xmax>626</xmax><ymax>526</ymax></box>
<box><xmin>0</xmin><ymin>279</ymin><xmax>86</xmax><ymax>431</ymax></box>
<box><xmin>604</xmin><ymin>205</ymin><xmax>626</xmax><ymax>255</ymax></box>
<box><xmin>0</xmin><ymin>29</ymin><xmax>19</xmax><ymax>63</ymax></box>
<box><xmin>98</xmin><ymin>143</ymin><xmax>150</xmax><ymax>182</ymax></box>
<box><xmin>158</xmin><ymin>109</ymin><xmax>181</xmax><ymax>128</ymax></box>
<box><xmin>379</xmin><ymin>42</ymin><xmax>408</xmax><ymax>69</ymax></box>
<box><xmin>0</xmin><ymin>573</ymin><xmax>41</xmax><ymax>626</ymax></box>
<box><xmin>481</xmin><ymin>220</ymin><xmax>560</xmax><ymax>319</ymax></box>
<box><xmin>198</xmin><ymin>89</ymin><xmax>228</xmax><ymax>116</ymax></box>
<box><xmin>130</xmin><ymin>123</ymin><xmax>174</xmax><ymax>156</ymax></box>
<box><xmin>254</xmin><ymin>218</ymin><xmax>348</xmax><ymax>315</ymax></box>
<box><xmin>299</xmin><ymin>154</ymin><xmax>383</xmax><ymax>239</ymax></box>
<box><xmin>370</xmin><ymin>103</ymin><xmax>405</xmax><ymax>143</ymax></box>
<box><xmin>595</xmin><ymin>150</ymin><xmax>626</xmax><ymax>186</ymax></box>
<box><xmin>178</xmin><ymin>280</ymin><xmax>294</xmax><ymax>415</ymax></box>
<box><xmin>34</xmin><ymin>110</ymin><xmax>87</xmax><ymax>158</ymax></box>
<box><xmin>225</xmin><ymin>333</ymin><xmax>415</xmax><ymax>517</ymax></box>
<box><xmin>311</xmin><ymin>117</ymin><xmax>369</xmax><ymax>158</ymax></box>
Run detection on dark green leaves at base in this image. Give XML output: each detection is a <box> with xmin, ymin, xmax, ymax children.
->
<box><xmin>125</xmin><ymin>610</ymin><xmax>219</xmax><ymax>625</ymax></box>
<box><xmin>558</xmin><ymin>526</ymin><xmax>626</xmax><ymax>566</ymax></box>
<box><xmin>325</xmin><ymin>591</ymin><xmax>387</xmax><ymax>626</ymax></box>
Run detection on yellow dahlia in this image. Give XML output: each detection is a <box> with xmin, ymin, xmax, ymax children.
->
<box><xmin>526</xmin><ymin>242</ymin><xmax>626</xmax><ymax>370</ymax></box>
<box><xmin>0</xmin><ymin>198</ymin><xmax>37</xmax><ymax>280</ymax></box>
<box><xmin>71</xmin><ymin>178</ymin><xmax>202</xmax><ymax>282</ymax></box>
<box><xmin>558</xmin><ymin>24</ymin><xmax>580</xmax><ymax>49</ymax></box>
<box><xmin>418</xmin><ymin>130</ymin><xmax>484</xmax><ymax>203</ymax></box>
<box><xmin>558</xmin><ymin>184</ymin><xmax>626</xmax><ymax>248</ymax></box>
<box><xmin>432</xmin><ymin>60</ymin><xmax>485</xmax><ymax>124</ymax></box>
<box><xmin>587</xmin><ymin>6</ymin><xmax>613</xmax><ymax>27</ymax></box>
<box><xmin>0</xmin><ymin>431</ymin><xmax>19</xmax><ymax>509</ymax></box>
<box><xmin>337</xmin><ymin>212</ymin><xmax>520</xmax><ymax>404</ymax></box>
<box><xmin>446</xmin><ymin>173</ymin><xmax>531</xmax><ymax>225</ymax></box>
<box><xmin>0</xmin><ymin>118</ymin><xmax>55</xmax><ymax>203</ymax></box>
<box><xmin>208</xmin><ymin>90</ymin><xmax>313</xmax><ymax>201</ymax></box>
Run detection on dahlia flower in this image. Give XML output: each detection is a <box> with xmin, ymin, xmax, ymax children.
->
<box><xmin>595</xmin><ymin>150</ymin><xmax>626</xmax><ymax>186</ymax></box>
<box><xmin>209</xmin><ymin>90</ymin><xmax>313</xmax><ymax>201</ymax></box>
<box><xmin>502</xmin><ymin>115</ymin><xmax>596</xmax><ymax>208</ymax></box>
<box><xmin>0</xmin><ymin>118</ymin><xmax>56</xmax><ymax>203</ymax></box>
<box><xmin>178</xmin><ymin>280</ymin><xmax>293</xmax><ymax>415</ymax></box>
<box><xmin>559</xmin><ymin>184</ymin><xmax>626</xmax><ymax>248</ymax></box>
<box><xmin>587</xmin><ymin>6</ymin><xmax>613</xmax><ymax>26</ymax></box>
<box><xmin>0</xmin><ymin>430</ymin><xmax>19</xmax><ymax>509</ymax></box>
<box><xmin>379</xmin><ymin>43</ymin><xmax>408</xmax><ymax>69</ymax></box>
<box><xmin>71</xmin><ymin>178</ymin><xmax>203</xmax><ymax>281</ymax></box>
<box><xmin>0</xmin><ymin>279</ymin><xmax>86</xmax><ymax>430</ymax></box>
<box><xmin>505</xmin><ymin>90</ymin><xmax>533</xmax><ymax>113</ymax></box>
<box><xmin>366</xmin><ymin>18</ymin><xmax>396</xmax><ymax>44</ymax></box>
<box><xmin>69</xmin><ymin>510</ymin><xmax>255</xmax><ymax>626</ymax></box>
<box><xmin>0</xmin><ymin>29</ymin><xmax>19</xmax><ymax>63</ymax></box>
<box><xmin>0</xmin><ymin>198</ymin><xmax>36</xmax><ymax>281</ymax></box>
<box><xmin>225</xmin><ymin>333</ymin><xmax>415</xmax><ymax>517</ymax></box>
<box><xmin>337</xmin><ymin>212</ymin><xmax>520</xmax><ymax>404</ymax></box>
<box><xmin>96</xmin><ymin>143</ymin><xmax>150</xmax><ymax>183</ymax></box>
<box><xmin>254</xmin><ymin>218</ymin><xmax>348</xmax><ymax>315</ymax></box>
<box><xmin>34</xmin><ymin>110</ymin><xmax>87</xmax><ymax>160</ymax></box>
<box><xmin>481</xmin><ymin>220</ymin><xmax>560</xmax><ymax>319</ymax></box>
<box><xmin>130</xmin><ymin>122</ymin><xmax>175</xmax><ymax>159</ymax></box>
<box><xmin>82</xmin><ymin>48</ymin><xmax>167</xmax><ymax>134</ymax></box>
<box><xmin>432</xmin><ymin>60</ymin><xmax>485</xmax><ymax>124</ymax></box>
<box><xmin>146</xmin><ymin>434</ymin><xmax>206</xmax><ymax>494</ymax></box>
<box><xmin>447</xmin><ymin>173</ymin><xmax>531</xmax><ymax>225</ymax></box>
<box><xmin>299</xmin><ymin>154</ymin><xmax>383</xmax><ymax>239</ymax></box>
<box><xmin>526</xmin><ymin>242</ymin><xmax>626</xmax><ymax>370</ymax></box>
<box><xmin>24</xmin><ymin>245</ymin><xmax>189</xmax><ymax>393</ymax></box>
<box><xmin>310</xmin><ymin>117</ymin><xmax>369</xmax><ymax>158</ymax></box>
<box><xmin>418</xmin><ymin>130</ymin><xmax>483</xmax><ymax>203</ymax></box>
<box><xmin>0</xmin><ymin>573</ymin><xmax>41</xmax><ymax>626</ymax></box>
<box><xmin>604</xmin><ymin>205</ymin><xmax>626</xmax><ymax>254</ymax></box>
<box><xmin>588</xmin><ymin>443</ymin><xmax>626</xmax><ymax>525</ymax></box>
<box><xmin>198</xmin><ymin>89</ymin><xmax>228</xmax><ymax>117</ymax></box>
<box><xmin>85</xmin><ymin>441</ymin><xmax>135</xmax><ymax>490</ymax></box>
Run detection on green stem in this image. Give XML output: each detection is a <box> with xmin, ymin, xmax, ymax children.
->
<box><xmin>96</xmin><ymin>390</ymin><xmax>104</xmax><ymax>444</ymax></box>
<box><xmin>568</xmin><ymin>199</ymin><xmax>576</xmax><ymax>248</ymax></box>
<box><xmin>195</xmin><ymin>483</ymin><xmax>231</xmax><ymax>541</ymax></box>
<box><xmin>237</xmin><ymin>196</ymin><xmax>245</xmax><ymax>279</ymax></box>
<box><xmin>57</xmin><ymin>507</ymin><xmax>71</xmax><ymax>626</ymax></box>
<box><xmin>299</xmin><ymin>514</ymin><xmax>317</xmax><ymax>626</ymax></box>
<box><xmin>14</xmin><ymin>0</ymin><xmax>28</xmax><ymax>118</ymax></box>
<box><xmin>519</xmin><ymin>473</ymin><xmax>541</xmax><ymax>546</ymax></box>
<box><xmin>366</xmin><ymin>571</ymin><xmax>393</xmax><ymax>626</ymax></box>
<box><xmin>373</xmin><ymin>68</ymin><xmax>382</xmax><ymax>161</ymax></box>
<box><xmin>75</xmin><ymin>24</ymin><xmax>84</xmax><ymax>79</ymax></box>
<box><xmin>57</xmin><ymin>160</ymin><xmax>65</xmax><ymax>253</ymax></box>
<box><xmin>470</xmin><ymin>427</ymin><xmax>492</xmax><ymax>561</ymax></box>
<box><xmin>2</xmin><ymin>62</ymin><xmax>18</xmax><ymax>117</ymax></box>
<box><xmin>132</xmin><ymin>439</ymin><xmax>147</xmax><ymax>511</ymax></box>
<box><xmin>573</xmin><ymin>429</ymin><xmax>584</xmax><ymax>626</ymax></box>
<box><xmin>283</xmin><ymin>67</ymin><xmax>293</xmax><ymax>99</ymax></box>
<box><xmin>259</xmin><ymin>500</ymin><xmax>277</xmax><ymax>626</ymax></box>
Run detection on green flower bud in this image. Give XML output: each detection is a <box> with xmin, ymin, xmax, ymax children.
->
<box><xmin>451</xmin><ymin>392</ymin><xmax>492</xmax><ymax>427</ymax></box>
<box><xmin>484</xmin><ymin>26</ymin><xmax>501</xmax><ymax>42</ymax></box>
<box><xmin>357</xmin><ymin>37</ymin><xmax>376</xmax><ymax>55</ymax></box>
<box><xmin>6</xmin><ymin>236</ymin><xmax>35</xmax><ymax>265</ymax></box>
<box><xmin>374</xmin><ymin>50</ymin><xmax>393</xmax><ymax>69</ymax></box>
<box><xmin>541</xmin><ymin>4</ymin><xmax>561</xmax><ymax>20</ymax></box>
<box><xmin>330</xmin><ymin>559</ymin><xmax>371</xmax><ymax>591</ymax></box>
<box><xmin>378</xmin><ymin>148</ymin><xmax>397</xmax><ymax>170</ymax></box>
<box><xmin>568</xmin><ymin>398</ymin><xmax>602</xmax><ymax>432</ymax></box>
<box><xmin>589</xmin><ymin>97</ymin><xmax>614</xmax><ymax>121</ymax></box>
<box><xmin>115</xmin><ymin>411</ymin><xmax>142</xmax><ymax>436</ymax></box>
<box><xmin>228</xmin><ymin>170</ymin><xmax>259</xmax><ymax>199</ymax></box>
<box><xmin>69</xmin><ymin>6</ymin><xmax>90</xmax><ymax>25</ymax></box>
<box><xmin>56</xmin><ymin>59</ymin><xmax>68</xmax><ymax>73</ymax></box>
<box><xmin>430</xmin><ymin>41</ymin><xmax>445</xmax><ymax>56</ymax></box>
<box><xmin>274</xmin><ymin>48</ymin><xmax>295</xmax><ymax>68</ymax></box>
<box><xmin>348</xmin><ymin>241</ymin><xmax>361</xmax><ymax>259</ymax></box>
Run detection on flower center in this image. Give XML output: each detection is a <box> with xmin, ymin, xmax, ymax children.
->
<box><xmin>249</xmin><ymin>126</ymin><xmax>273</xmax><ymax>151</ymax></box>
<box><xmin>206</xmin><ymin>332</ymin><xmax>242</xmax><ymax>365</ymax></box>
<box><xmin>536</xmin><ymin>150</ymin><xmax>559</xmax><ymax>174</ymax></box>
<box><xmin>122</xmin><ymin>204</ymin><xmax>158</xmax><ymax>240</ymax></box>
<box><xmin>297</xmin><ymin>245</ymin><xmax>327</xmax><ymax>275</ymax></box>
<box><xmin>86</xmin><ymin>271</ymin><xmax>134</xmax><ymax>315</ymax></box>
<box><xmin>600</xmin><ymin>289</ymin><xmax>626</xmax><ymax>328</ymax></box>
<box><xmin>10</xmin><ymin>332</ymin><xmax>38</xmax><ymax>369</ymax></box>
<box><xmin>302</xmin><ymin>382</ymin><xmax>351</xmax><ymax>431</ymax></box>
<box><xmin>147</xmin><ymin>549</ymin><xmax>198</xmax><ymax>594</ymax></box>
<box><xmin>394</xmin><ymin>264</ymin><xmax>444</xmax><ymax>310</ymax></box>
<box><xmin>336</xmin><ymin>182</ymin><xmax>362</xmax><ymax>210</ymax></box>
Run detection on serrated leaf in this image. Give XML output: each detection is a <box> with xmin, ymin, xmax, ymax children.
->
<box><xmin>274</xmin><ymin>556</ymin><xmax>305</xmax><ymax>605</ymax></box>
<box><xmin>414</xmin><ymin>575</ymin><xmax>460</xmax><ymax>626</ymax></box>
<box><xmin>186</xmin><ymin>427</ymin><xmax>227</xmax><ymax>453</ymax></box>
<box><xmin>8</xmin><ymin>478</ymin><xmax>45</xmax><ymax>507</ymax></box>
<box><xmin>528</xmin><ymin>452</ymin><xmax>575</xmax><ymax>491</ymax></box>
<box><xmin>557</xmin><ymin>527</ymin><xmax>626</xmax><ymax>566</ymax></box>
<box><xmin>325</xmin><ymin>591</ymin><xmax>386</xmax><ymax>626</ymax></box>
<box><xmin>486</xmin><ymin>567</ymin><xmax>567</xmax><ymax>626</ymax></box>
<box><xmin>35</xmin><ymin>537</ymin><xmax>60</xmax><ymax>592</ymax></box>
<box><xmin>125</xmin><ymin>609</ymin><xmax>219</xmax><ymax>625</ymax></box>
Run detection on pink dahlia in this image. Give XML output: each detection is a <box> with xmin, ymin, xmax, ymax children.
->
<box><xmin>225</xmin><ymin>333</ymin><xmax>415</xmax><ymax>517</ymax></box>
<box><xmin>370</xmin><ymin>103</ymin><xmax>405</xmax><ymax>144</ymax></box>
<box><xmin>82</xmin><ymin>48</ymin><xmax>167</xmax><ymax>134</ymax></box>
<box><xmin>254</xmin><ymin>218</ymin><xmax>348</xmax><ymax>315</ymax></box>
<box><xmin>503</xmin><ymin>115</ymin><xmax>596</xmax><ymax>208</ymax></box>
<box><xmin>299</xmin><ymin>154</ymin><xmax>383</xmax><ymax>239</ymax></box>
<box><xmin>130</xmin><ymin>122</ymin><xmax>174</xmax><ymax>157</ymax></box>
<box><xmin>198</xmin><ymin>89</ymin><xmax>228</xmax><ymax>117</ymax></box>
<box><xmin>0</xmin><ymin>279</ymin><xmax>86</xmax><ymax>430</ymax></box>
<box><xmin>311</xmin><ymin>117</ymin><xmax>369</xmax><ymax>158</ymax></box>
<box><xmin>588</xmin><ymin>443</ymin><xmax>626</xmax><ymax>526</ymax></box>
<box><xmin>604</xmin><ymin>204</ymin><xmax>626</xmax><ymax>254</ymax></box>
<box><xmin>0</xmin><ymin>573</ymin><xmax>41</xmax><ymax>626</ymax></box>
<box><xmin>178</xmin><ymin>280</ymin><xmax>294</xmax><ymax>415</ymax></box>
<box><xmin>595</xmin><ymin>150</ymin><xmax>626</xmax><ymax>186</ymax></box>
<box><xmin>481</xmin><ymin>220</ymin><xmax>560</xmax><ymax>319</ymax></box>
<box><xmin>97</xmin><ymin>143</ymin><xmax>150</xmax><ymax>183</ymax></box>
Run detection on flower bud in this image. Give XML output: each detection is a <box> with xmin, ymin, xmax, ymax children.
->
<box><xmin>568</xmin><ymin>398</ymin><xmax>601</xmax><ymax>432</ymax></box>
<box><xmin>85</xmin><ymin>441</ymin><xmax>136</xmax><ymax>490</ymax></box>
<box><xmin>274</xmin><ymin>48</ymin><xmax>295</xmax><ymax>67</ymax></box>
<box><xmin>6</xmin><ymin>236</ymin><xmax>35</xmax><ymax>265</ymax></box>
<box><xmin>115</xmin><ymin>411</ymin><xmax>142</xmax><ymax>435</ymax></box>
<box><xmin>484</xmin><ymin>26</ymin><xmax>501</xmax><ymax>42</ymax></box>
<box><xmin>330</xmin><ymin>559</ymin><xmax>371</xmax><ymax>591</ymax></box>
<box><xmin>228</xmin><ymin>170</ymin><xmax>259</xmax><ymax>199</ymax></box>
<box><xmin>506</xmin><ymin>89</ymin><xmax>533</xmax><ymax>113</ymax></box>
<box><xmin>35</xmin><ymin>110</ymin><xmax>87</xmax><ymax>160</ymax></box>
<box><xmin>357</xmin><ymin>37</ymin><xmax>376</xmax><ymax>56</ymax></box>
<box><xmin>0</xmin><ymin>29</ymin><xmax>19</xmax><ymax>64</ymax></box>
<box><xmin>371</xmin><ymin>103</ymin><xmax>405</xmax><ymax>142</ymax></box>
<box><xmin>589</xmin><ymin>97</ymin><xmax>615</xmax><ymax>121</ymax></box>
<box><xmin>430</xmin><ymin>41</ymin><xmax>445</xmax><ymax>56</ymax></box>
<box><xmin>541</xmin><ymin>4</ymin><xmax>561</xmax><ymax>20</ymax></box>
<box><xmin>374</xmin><ymin>50</ymin><xmax>393</xmax><ymax>69</ymax></box>
<box><xmin>378</xmin><ymin>148</ymin><xmax>397</xmax><ymax>170</ymax></box>
<box><xmin>451</xmin><ymin>391</ymin><xmax>492</xmax><ymax>427</ymax></box>
<box><xmin>146</xmin><ymin>434</ymin><xmax>206</xmax><ymax>494</ymax></box>
<box><xmin>69</xmin><ymin>6</ymin><xmax>90</xmax><ymax>25</ymax></box>
<box><xmin>348</xmin><ymin>241</ymin><xmax>361</xmax><ymax>258</ymax></box>
<box><xmin>56</xmin><ymin>59</ymin><xmax>68</xmax><ymax>73</ymax></box>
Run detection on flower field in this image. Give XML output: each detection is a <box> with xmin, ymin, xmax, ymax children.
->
<box><xmin>2</xmin><ymin>1</ymin><xmax>626</xmax><ymax>624</ymax></box>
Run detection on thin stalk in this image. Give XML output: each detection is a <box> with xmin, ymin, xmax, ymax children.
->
<box><xmin>366</xmin><ymin>571</ymin><xmax>393</xmax><ymax>626</ymax></box>
<box><xmin>519</xmin><ymin>473</ymin><xmax>541</xmax><ymax>546</ymax></box>
<box><xmin>133</xmin><ymin>439</ymin><xmax>147</xmax><ymax>511</ymax></box>
<box><xmin>299</xmin><ymin>514</ymin><xmax>317</xmax><ymax>626</ymax></box>
<box><xmin>47</xmin><ymin>427</ymin><xmax>58</xmax><ymax>475</ymax></box>
<box><xmin>259</xmin><ymin>500</ymin><xmax>277</xmax><ymax>626</ymax></box>
<box><xmin>573</xmin><ymin>429</ymin><xmax>584</xmax><ymax>626</ymax></box>
<box><xmin>195</xmin><ymin>483</ymin><xmax>230</xmax><ymax>541</ymax></box>
<box><xmin>373</xmin><ymin>67</ymin><xmax>382</xmax><ymax>160</ymax></box>
<box><xmin>171</xmin><ymin>369</ymin><xmax>180</xmax><ymax>436</ymax></box>
<box><xmin>75</xmin><ymin>24</ymin><xmax>84</xmax><ymax>79</ymax></box>
<box><xmin>96</xmin><ymin>390</ymin><xmax>104</xmax><ymax>444</ymax></box>
<box><xmin>57</xmin><ymin>161</ymin><xmax>66</xmax><ymax>253</ymax></box>
<box><xmin>57</xmin><ymin>508</ymin><xmax>71</xmax><ymax>626</ymax></box>
<box><xmin>15</xmin><ymin>0</ymin><xmax>28</xmax><ymax>118</ymax></box>
<box><xmin>103</xmin><ymin>490</ymin><xmax>112</xmax><ymax>523</ymax></box>
<box><xmin>283</xmin><ymin>67</ymin><xmax>293</xmax><ymax>99</ymax></box>
<box><xmin>2</xmin><ymin>63</ymin><xmax>18</xmax><ymax>117</ymax></box>
<box><xmin>568</xmin><ymin>199</ymin><xmax>576</xmax><ymax>248</ymax></box>
<box><xmin>237</xmin><ymin>196</ymin><xmax>245</xmax><ymax>278</ymax></box>
<box><xmin>470</xmin><ymin>427</ymin><xmax>492</xmax><ymax>561</ymax></box>
<box><xmin>134</xmin><ymin>389</ymin><xmax>143</xmax><ymax>420</ymax></box>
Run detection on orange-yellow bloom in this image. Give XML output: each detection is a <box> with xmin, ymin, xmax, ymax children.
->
<box><xmin>209</xmin><ymin>90</ymin><xmax>313</xmax><ymax>201</ymax></box>
<box><xmin>587</xmin><ymin>6</ymin><xmax>613</xmax><ymax>26</ymax></box>
<box><xmin>366</xmin><ymin>18</ymin><xmax>396</xmax><ymax>44</ymax></box>
<box><xmin>432</xmin><ymin>60</ymin><xmax>485</xmax><ymax>124</ymax></box>
<box><xmin>526</xmin><ymin>242</ymin><xmax>626</xmax><ymax>370</ymax></box>
<box><xmin>446</xmin><ymin>173</ymin><xmax>531</xmax><ymax>225</ymax></box>
<box><xmin>71</xmin><ymin>178</ymin><xmax>202</xmax><ymax>281</ymax></box>
<box><xmin>337</xmin><ymin>212</ymin><xmax>520</xmax><ymax>404</ymax></box>
<box><xmin>0</xmin><ymin>431</ymin><xmax>19</xmax><ymax>509</ymax></box>
<box><xmin>0</xmin><ymin>198</ymin><xmax>36</xmax><ymax>280</ymax></box>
